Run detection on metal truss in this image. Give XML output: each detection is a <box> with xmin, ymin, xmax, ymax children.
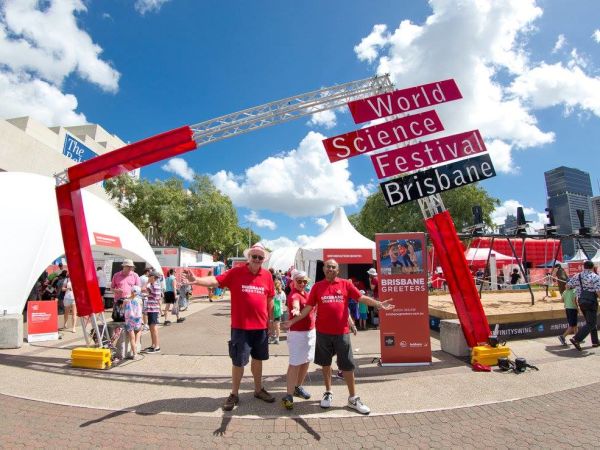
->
<box><xmin>418</xmin><ymin>194</ymin><xmax>446</xmax><ymax>219</ymax></box>
<box><xmin>190</xmin><ymin>74</ymin><xmax>394</xmax><ymax>146</ymax></box>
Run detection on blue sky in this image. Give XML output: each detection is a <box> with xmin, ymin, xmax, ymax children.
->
<box><xmin>2</xmin><ymin>0</ymin><xmax>600</xmax><ymax>250</ymax></box>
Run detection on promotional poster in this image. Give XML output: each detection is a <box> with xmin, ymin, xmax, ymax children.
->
<box><xmin>376</xmin><ymin>233</ymin><xmax>431</xmax><ymax>365</ymax></box>
<box><xmin>27</xmin><ymin>300</ymin><xmax>59</xmax><ymax>343</ymax></box>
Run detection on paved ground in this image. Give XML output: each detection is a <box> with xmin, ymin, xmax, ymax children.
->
<box><xmin>2</xmin><ymin>296</ymin><xmax>600</xmax><ymax>448</ymax></box>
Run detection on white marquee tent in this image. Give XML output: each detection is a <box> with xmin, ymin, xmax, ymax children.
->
<box><xmin>465</xmin><ymin>247</ymin><xmax>516</xmax><ymax>266</ymax></box>
<box><xmin>267</xmin><ymin>246</ymin><xmax>298</xmax><ymax>273</ymax></box>
<box><xmin>568</xmin><ymin>249</ymin><xmax>589</xmax><ymax>262</ymax></box>
<box><xmin>294</xmin><ymin>207</ymin><xmax>375</xmax><ymax>279</ymax></box>
<box><xmin>591</xmin><ymin>249</ymin><xmax>600</xmax><ymax>263</ymax></box>
<box><xmin>0</xmin><ymin>172</ymin><xmax>161</xmax><ymax>315</ymax></box>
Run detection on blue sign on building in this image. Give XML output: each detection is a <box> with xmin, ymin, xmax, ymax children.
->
<box><xmin>62</xmin><ymin>133</ymin><xmax>98</xmax><ymax>163</ymax></box>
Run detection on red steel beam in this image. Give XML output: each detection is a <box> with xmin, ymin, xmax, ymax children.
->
<box><xmin>56</xmin><ymin>126</ymin><xmax>197</xmax><ymax>318</ymax></box>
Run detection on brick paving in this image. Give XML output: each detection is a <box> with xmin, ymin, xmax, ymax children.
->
<box><xmin>2</xmin><ymin>383</ymin><xmax>598</xmax><ymax>448</ymax></box>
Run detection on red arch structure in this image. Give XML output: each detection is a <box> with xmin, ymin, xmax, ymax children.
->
<box><xmin>56</xmin><ymin>126</ymin><xmax>196</xmax><ymax>318</ymax></box>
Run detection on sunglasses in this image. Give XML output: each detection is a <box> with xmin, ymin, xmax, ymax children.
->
<box><xmin>251</xmin><ymin>255</ymin><xmax>265</xmax><ymax>261</ymax></box>
<box><xmin>325</xmin><ymin>265</ymin><xmax>338</xmax><ymax>269</ymax></box>
<box><xmin>296</xmin><ymin>279</ymin><xmax>308</xmax><ymax>284</ymax></box>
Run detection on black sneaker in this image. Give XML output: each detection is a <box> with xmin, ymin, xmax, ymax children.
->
<box><xmin>176</xmin><ymin>317</ymin><xmax>186</xmax><ymax>323</ymax></box>
<box><xmin>146</xmin><ymin>347</ymin><xmax>161</xmax><ymax>353</ymax></box>
<box><xmin>570</xmin><ymin>338</ymin><xmax>582</xmax><ymax>351</ymax></box>
<box><xmin>163</xmin><ymin>320</ymin><xmax>171</xmax><ymax>326</ymax></box>
<box><xmin>558</xmin><ymin>335</ymin><xmax>567</xmax><ymax>346</ymax></box>
<box><xmin>293</xmin><ymin>385</ymin><xmax>311</xmax><ymax>399</ymax></box>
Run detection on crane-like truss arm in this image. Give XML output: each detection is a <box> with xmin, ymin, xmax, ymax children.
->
<box><xmin>190</xmin><ymin>74</ymin><xmax>394</xmax><ymax>146</ymax></box>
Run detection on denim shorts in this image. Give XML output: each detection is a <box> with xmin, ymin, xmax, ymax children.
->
<box><xmin>147</xmin><ymin>312</ymin><xmax>160</xmax><ymax>325</ymax></box>
<box><xmin>314</xmin><ymin>332</ymin><xmax>355</xmax><ymax>371</ymax></box>
<box><xmin>228</xmin><ymin>328</ymin><xmax>269</xmax><ymax>367</ymax></box>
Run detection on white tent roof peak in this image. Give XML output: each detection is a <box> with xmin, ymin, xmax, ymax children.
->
<box><xmin>568</xmin><ymin>249</ymin><xmax>589</xmax><ymax>261</ymax></box>
<box><xmin>304</xmin><ymin>207</ymin><xmax>374</xmax><ymax>250</ymax></box>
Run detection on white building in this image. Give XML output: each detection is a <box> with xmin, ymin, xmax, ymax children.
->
<box><xmin>0</xmin><ymin>115</ymin><xmax>137</xmax><ymax>201</ymax></box>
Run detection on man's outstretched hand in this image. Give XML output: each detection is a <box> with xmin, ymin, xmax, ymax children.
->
<box><xmin>378</xmin><ymin>298</ymin><xmax>395</xmax><ymax>310</ymax></box>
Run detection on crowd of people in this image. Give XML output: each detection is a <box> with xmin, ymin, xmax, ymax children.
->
<box><xmin>183</xmin><ymin>243</ymin><xmax>392</xmax><ymax>415</ymax></box>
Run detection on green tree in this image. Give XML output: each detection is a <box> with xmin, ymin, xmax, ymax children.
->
<box><xmin>103</xmin><ymin>174</ymin><xmax>259</xmax><ymax>257</ymax></box>
<box><xmin>350</xmin><ymin>184</ymin><xmax>499</xmax><ymax>240</ymax></box>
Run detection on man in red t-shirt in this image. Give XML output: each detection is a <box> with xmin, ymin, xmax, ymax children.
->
<box><xmin>284</xmin><ymin>259</ymin><xmax>393</xmax><ymax>415</ymax></box>
<box><xmin>184</xmin><ymin>243</ymin><xmax>275</xmax><ymax>411</ymax></box>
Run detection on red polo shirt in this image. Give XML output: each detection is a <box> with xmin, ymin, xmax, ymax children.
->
<box><xmin>287</xmin><ymin>288</ymin><xmax>315</xmax><ymax>331</ymax></box>
<box><xmin>307</xmin><ymin>277</ymin><xmax>361</xmax><ymax>335</ymax></box>
<box><xmin>216</xmin><ymin>264</ymin><xmax>274</xmax><ymax>330</ymax></box>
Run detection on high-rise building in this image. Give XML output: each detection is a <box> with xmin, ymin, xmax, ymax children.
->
<box><xmin>544</xmin><ymin>166</ymin><xmax>595</xmax><ymax>258</ymax></box>
<box><xmin>498</xmin><ymin>214</ymin><xmax>517</xmax><ymax>235</ymax></box>
<box><xmin>591</xmin><ymin>196</ymin><xmax>600</xmax><ymax>231</ymax></box>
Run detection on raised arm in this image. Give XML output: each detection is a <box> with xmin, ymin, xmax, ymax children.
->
<box><xmin>183</xmin><ymin>269</ymin><xmax>219</xmax><ymax>288</ymax></box>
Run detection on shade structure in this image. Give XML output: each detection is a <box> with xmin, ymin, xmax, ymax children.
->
<box><xmin>465</xmin><ymin>248</ymin><xmax>516</xmax><ymax>267</ymax></box>
<box><xmin>294</xmin><ymin>207</ymin><xmax>375</xmax><ymax>272</ymax></box>
<box><xmin>266</xmin><ymin>246</ymin><xmax>298</xmax><ymax>273</ymax></box>
<box><xmin>0</xmin><ymin>172</ymin><xmax>161</xmax><ymax>315</ymax></box>
<box><xmin>568</xmin><ymin>249</ymin><xmax>589</xmax><ymax>261</ymax></box>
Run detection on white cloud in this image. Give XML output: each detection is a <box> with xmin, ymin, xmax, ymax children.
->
<box><xmin>307</xmin><ymin>109</ymin><xmax>337</xmax><ymax>129</ymax></box>
<box><xmin>211</xmin><ymin>131</ymin><xmax>372</xmax><ymax>217</ymax></box>
<box><xmin>593</xmin><ymin>29</ymin><xmax>600</xmax><ymax>43</ymax></box>
<box><xmin>134</xmin><ymin>0</ymin><xmax>170</xmax><ymax>15</ymax></box>
<box><xmin>509</xmin><ymin>62</ymin><xmax>600</xmax><ymax>116</ymax></box>
<box><xmin>492</xmin><ymin>199</ymin><xmax>546</xmax><ymax>234</ymax></box>
<box><xmin>355</xmin><ymin>0</ymin><xmax>580</xmax><ymax>173</ymax></box>
<box><xmin>315</xmin><ymin>218</ymin><xmax>328</xmax><ymax>230</ymax></box>
<box><xmin>299</xmin><ymin>222</ymin><xmax>305</xmax><ymax>229</ymax></box>
<box><xmin>161</xmin><ymin>158</ymin><xmax>195</xmax><ymax>181</ymax></box>
<box><xmin>245</xmin><ymin>211</ymin><xmax>277</xmax><ymax>230</ymax></box>
<box><xmin>552</xmin><ymin>34</ymin><xmax>565</xmax><ymax>53</ymax></box>
<box><xmin>0</xmin><ymin>0</ymin><xmax>120</xmax><ymax>125</ymax></box>
<box><xmin>260</xmin><ymin>234</ymin><xmax>315</xmax><ymax>252</ymax></box>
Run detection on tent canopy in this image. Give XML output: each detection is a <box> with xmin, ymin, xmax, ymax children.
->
<box><xmin>465</xmin><ymin>247</ymin><xmax>515</xmax><ymax>267</ymax></box>
<box><xmin>295</xmin><ymin>207</ymin><xmax>375</xmax><ymax>275</ymax></box>
<box><xmin>592</xmin><ymin>249</ymin><xmax>600</xmax><ymax>263</ymax></box>
<box><xmin>266</xmin><ymin>246</ymin><xmax>298</xmax><ymax>273</ymax></box>
<box><xmin>0</xmin><ymin>172</ymin><xmax>162</xmax><ymax>314</ymax></box>
<box><xmin>568</xmin><ymin>249</ymin><xmax>589</xmax><ymax>261</ymax></box>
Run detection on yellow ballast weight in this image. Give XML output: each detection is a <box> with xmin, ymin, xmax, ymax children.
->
<box><xmin>71</xmin><ymin>347</ymin><xmax>112</xmax><ymax>370</ymax></box>
<box><xmin>471</xmin><ymin>344</ymin><xmax>511</xmax><ymax>366</ymax></box>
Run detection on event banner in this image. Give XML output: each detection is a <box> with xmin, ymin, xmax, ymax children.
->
<box><xmin>370</xmin><ymin>130</ymin><xmax>487</xmax><ymax>179</ymax></box>
<box><xmin>348</xmin><ymin>79</ymin><xmax>463</xmax><ymax>124</ymax></box>
<box><xmin>323</xmin><ymin>248</ymin><xmax>372</xmax><ymax>264</ymax></box>
<box><xmin>380</xmin><ymin>153</ymin><xmax>496</xmax><ymax>207</ymax></box>
<box><xmin>322</xmin><ymin>109</ymin><xmax>443</xmax><ymax>163</ymax></box>
<box><xmin>376</xmin><ymin>233</ymin><xmax>431</xmax><ymax>365</ymax></box>
<box><xmin>27</xmin><ymin>300</ymin><xmax>59</xmax><ymax>343</ymax></box>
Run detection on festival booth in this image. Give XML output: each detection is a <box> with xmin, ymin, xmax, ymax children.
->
<box><xmin>567</xmin><ymin>249</ymin><xmax>589</xmax><ymax>275</ymax></box>
<box><xmin>267</xmin><ymin>246</ymin><xmax>299</xmax><ymax>273</ymax></box>
<box><xmin>0</xmin><ymin>172</ymin><xmax>162</xmax><ymax>323</ymax></box>
<box><xmin>294</xmin><ymin>207</ymin><xmax>375</xmax><ymax>285</ymax></box>
<box><xmin>465</xmin><ymin>248</ymin><xmax>516</xmax><ymax>269</ymax></box>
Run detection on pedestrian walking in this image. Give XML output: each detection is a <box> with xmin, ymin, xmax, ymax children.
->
<box><xmin>567</xmin><ymin>261</ymin><xmax>600</xmax><ymax>351</ymax></box>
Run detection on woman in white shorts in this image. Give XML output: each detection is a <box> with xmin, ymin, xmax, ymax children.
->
<box><xmin>61</xmin><ymin>275</ymin><xmax>77</xmax><ymax>332</ymax></box>
<box><xmin>281</xmin><ymin>271</ymin><xmax>316</xmax><ymax>410</ymax></box>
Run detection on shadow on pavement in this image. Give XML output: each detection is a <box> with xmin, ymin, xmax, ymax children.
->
<box><xmin>80</xmin><ymin>395</ymin><xmax>224</xmax><ymax>427</ymax></box>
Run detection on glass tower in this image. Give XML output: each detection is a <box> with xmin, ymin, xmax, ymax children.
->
<box><xmin>544</xmin><ymin>166</ymin><xmax>595</xmax><ymax>259</ymax></box>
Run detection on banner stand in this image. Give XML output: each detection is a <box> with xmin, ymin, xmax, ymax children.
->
<box><xmin>27</xmin><ymin>300</ymin><xmax>59</xmax><ymax>343</ymax></box>
<box><xmin>376</xmin><ymin>232</ymin><xmax>432</xmax><ymax>365</ymax></box>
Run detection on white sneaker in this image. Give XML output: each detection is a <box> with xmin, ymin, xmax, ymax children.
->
<box><xmin>348</xmin><ymin>396</ymin><xmax>370</xmax><ymax>415</ymax></box>
<box><xmin>320</xmin><ymin>391</ymin><xmax>333</xmax><ymax>408</ymax></box>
